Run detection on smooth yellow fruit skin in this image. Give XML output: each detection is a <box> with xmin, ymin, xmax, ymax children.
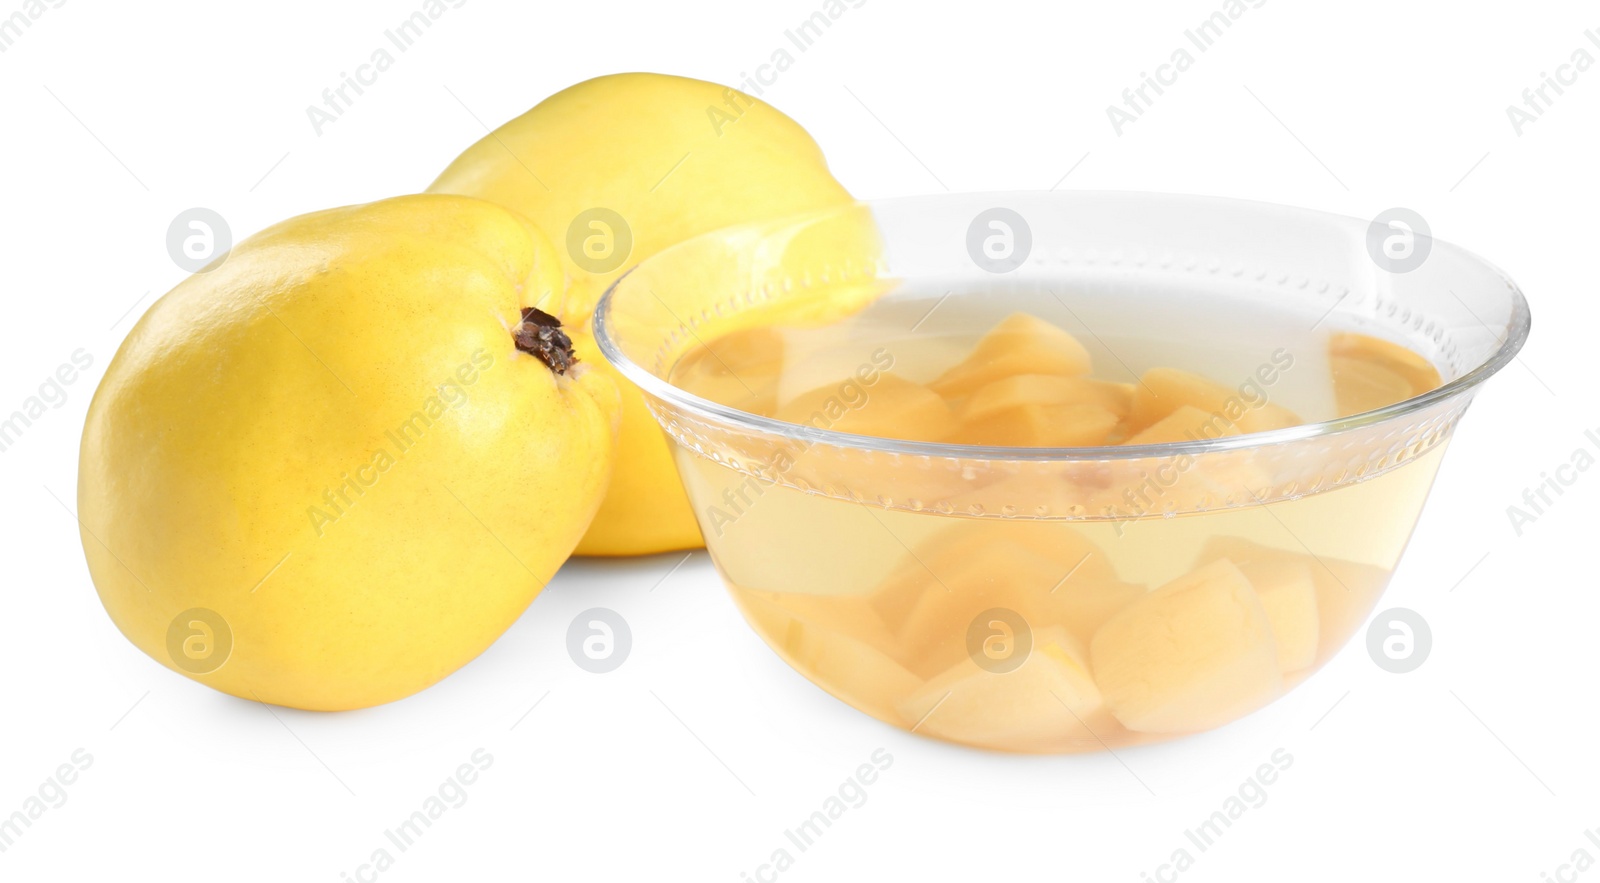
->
<box><xmin>570</xmin><ymin>331</ymin><xmax>699</xmax><ymax>555</ymax></box>
<box><xmin>79</xmin><ymin>194</ymin><xmax>617</xmax><ymax>711</ymax></box>
<box><xmin>428</xmin><ymin>72</ymin><xmax>858</xmax><ymax>556</ymax></box>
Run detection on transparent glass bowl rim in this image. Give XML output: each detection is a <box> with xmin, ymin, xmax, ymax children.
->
<box><xmin>593</xmin><ymin>190</ymin><xmax>1532</xmax><ymax>463</ymax></box>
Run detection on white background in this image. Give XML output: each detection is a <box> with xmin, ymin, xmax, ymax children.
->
<box><xmin>1</xmin><ymin>1</ymin><xmax>1595</xmax><ymax>880</ymax></box>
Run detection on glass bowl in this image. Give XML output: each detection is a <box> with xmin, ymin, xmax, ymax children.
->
<box><xmin>594</xmin><ymin>191</ymin><xmax>1530</xmax><ymax>753</ymax></box>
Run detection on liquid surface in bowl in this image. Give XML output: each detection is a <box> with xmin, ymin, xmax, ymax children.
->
<box><xmin>672</xmin><ymin>280</ymin><xmax>1444</xmax><ymax>438</ymax></box>
<box><xmin>666</xmin><ymin>281</ymin><xmax>1447</xmax><ymax>752</ymax></box>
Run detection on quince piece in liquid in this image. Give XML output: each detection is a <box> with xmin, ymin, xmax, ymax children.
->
<box><xmin>930</xmin><ymin>313</ymin><xmax>1093</xmax><ymax>399</ymax></box>
<box><xmin>1090</xmin><ymin>559</ymin><xmax>1283</xmax><ymax>734</ymax></box>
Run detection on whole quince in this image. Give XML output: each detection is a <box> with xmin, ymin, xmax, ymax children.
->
<box><xmin>429</xmin><ymin>72</ymin><xmax>861</xmax><ymax>556</ymax></box>
<box><xmin>78</xmin><ymin>194</ymin><xmax>617</xmax><ymax>710</ymax></box>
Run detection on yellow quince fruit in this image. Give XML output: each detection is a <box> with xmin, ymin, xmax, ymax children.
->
<box><xmin>428</xmin><ymin>72</ymin><xmax>866</xmax><ymax>556</ymax></box>
<box><xmin>78</xmin><ymin>194</ymin><xmax>617</xmax><ymax>711</ymax></box>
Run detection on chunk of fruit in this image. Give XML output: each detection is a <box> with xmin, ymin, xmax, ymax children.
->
<box><xmin>869</xmin><ymin>521</ymin><xmax>1138</xmax><ymax>677</ymax></box>
<box><xmin>1331</xmin><ymin>331</ymin><xmax>1441</xmax><ymax>393</ymax></box>
<box><xmin>672</xmin><ymin>326</ymin><xmax>786</xmax><ymax>415</ymax></box>
<box><xmin>1041</xmin><ymin>575</ymin><xmax>1151</xmax><ymax>650</ymax></box>
<box><xmin>1328</xmin><ymin>332</ymin><xmax>1443</xmax><ymax>417</ymax></box>
<box><xmin>1237</xmin><ymin>557</ymin><xmax>1319</xmax><ymax>672</ymax></box>
<box><xmin>953</xmin><ymin>402</ymin><xmax>1120</xmax><ymax>447</ymax></box>
<box><xmin>1128</xmin><ymin>367</ymin><xmax>1301</xmax><ymax>436</ymax></box>
<box><xmin>1195</xmin><ymin>536</ymin><xmax>1390</xmax><ymax>668</ymax></box>
<box><xmin>777</xmin><ymin>374</ymin><xmax>955</xmax><ymax>442</ymax></box>
<box><xmin>931</xmin><ymin>314</ymin><xmax>1093</xmax><ymax>398</ymax></box>
<box><xmin>768</xmin><ymin>434</ymin><xmax>977</xmax><ymax>516</ymax></box>
<box><xmin>957</xmin><ymin>375</ymin><xmax>1135</xmax><ymax>422</ymax></box>
<box><xmin>734</xmin><ymin>590</ymin><xmax>919</xmax><ymax>723</ymax></box>
<box><xmin>898</xmin><ymin>627</ymin><xmax>1117</xmax><ymax>752</ymax></box>
<box><xmin>1122</xmin><ymin>404</ymin><xmax>1243</xmax><ymax>446</ymax></box>
<box><xmin>1089</xmin><ymin>559</ymin><xmax>1283</xmax><ymax>734</ymax></box>
<box><xmin>1329</xmin><ymin>357</ymin><xmax>1413</xmax><ymax>416</ymax></box>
